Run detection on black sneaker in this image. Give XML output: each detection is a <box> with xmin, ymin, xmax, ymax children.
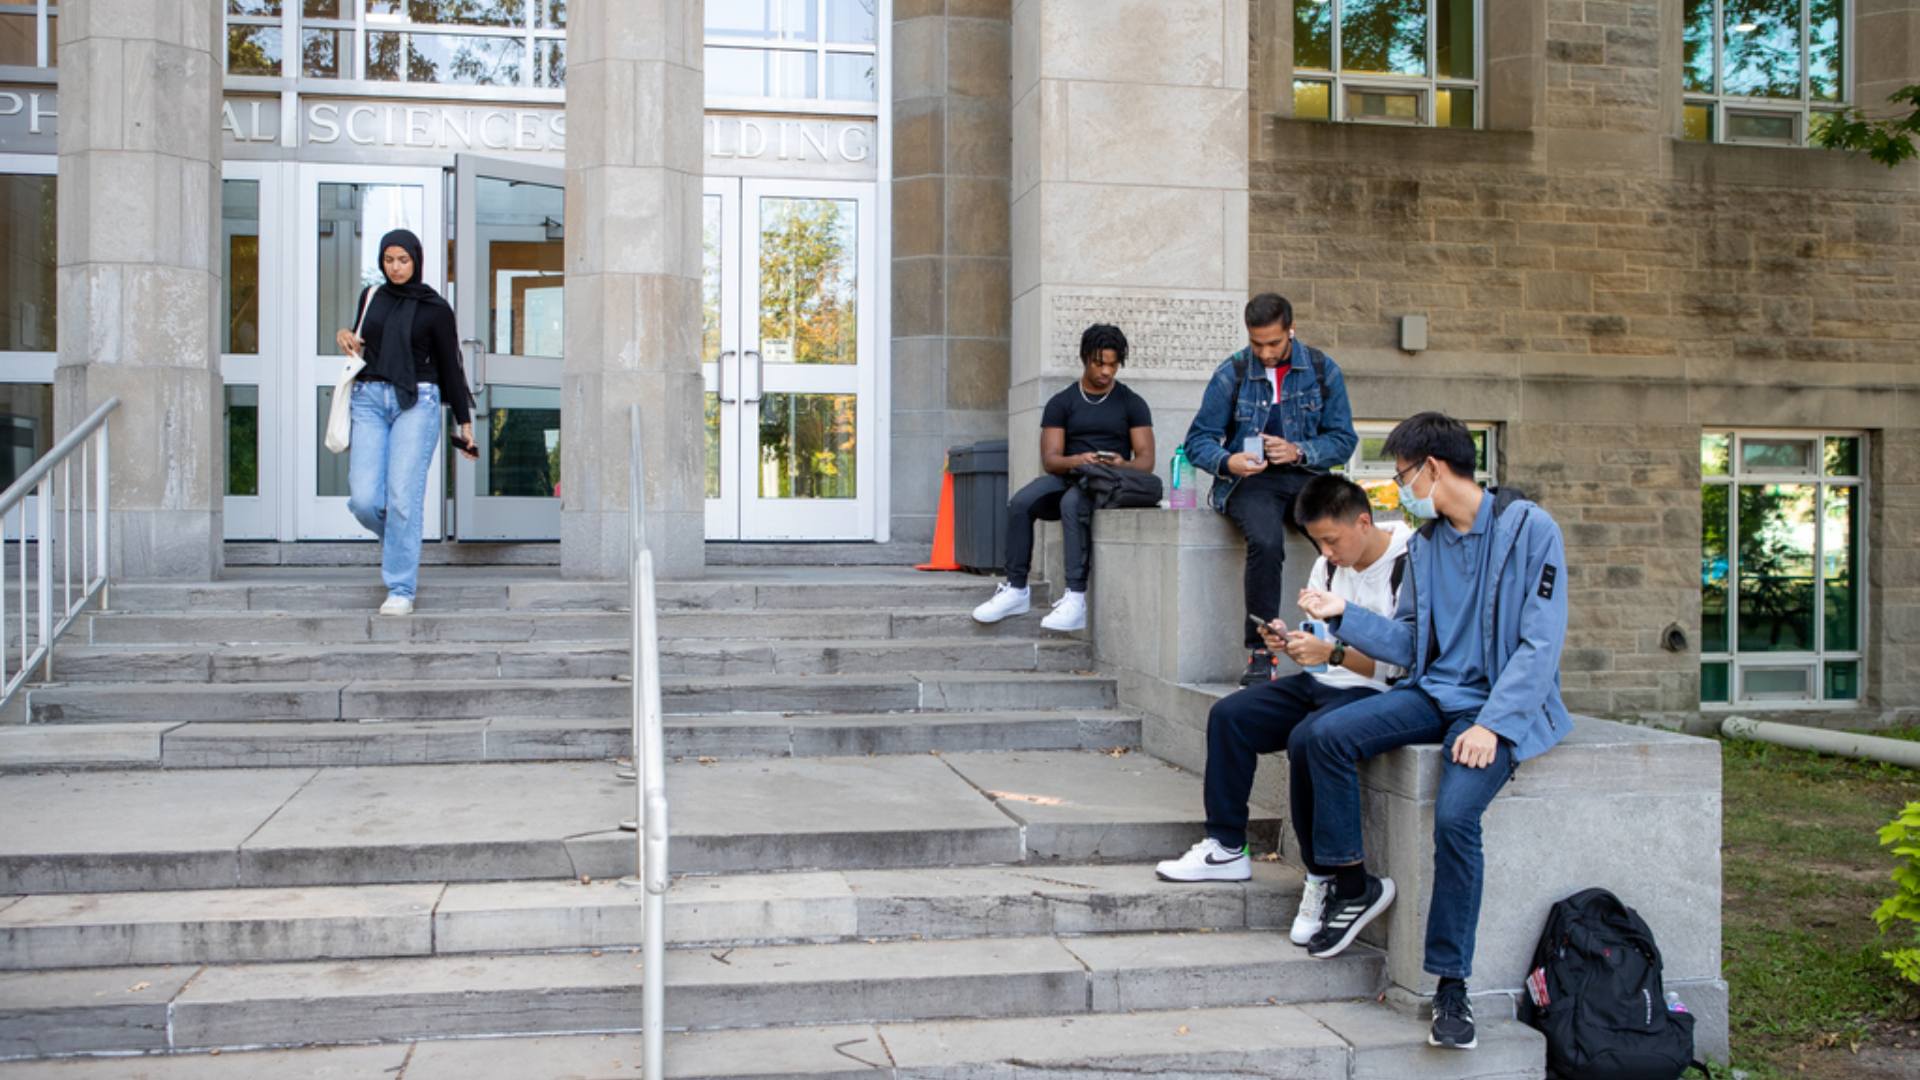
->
<box><xmin>1306</xmin><ymin>875</ymin><xmax>1395</xmax><ymax>959</ymax></box>
<box><xmin>1239</xmin><ymin>649</ymin><xmax>1276</xmax><ymax>686</ymax></box>
<box><xmin>1429</xmin><ymin>980</ymin><xmax>1477</xmax><ymax>1049</ymax></box>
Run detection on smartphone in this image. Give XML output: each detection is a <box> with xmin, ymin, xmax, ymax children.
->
<box><xmin>1298</xmin><ymin>619</ymin><xmax>1332</xmax><ymax>673</ymax></box>
<box><xmin>1094</xmin><ymin>451</ymin><xmax>1119</xmax><ymax>461</ymax></box>
<box><xmin>1242</xmin><ymin>436</ymin><xmax>1264</xmax><ymax>459</ymax></box>
<box><xmin>451</xmin><ymin>432</ymin><xmax>478</xmax><ymax>457</ymax></box>
<box><xmin>1249</xmin><ymin>614</ymin><xmax>1287</xmax><ymax>635</ymax></box>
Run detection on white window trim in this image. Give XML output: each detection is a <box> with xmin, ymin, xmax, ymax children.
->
<box><xmin>1339</xmin><ymin>421</ymin><xmax>1498</xmax><ymax>515</ymax></box>
<box><xmin>703</xmin><ymin>1</ymin><xmax>883</xmax><ymax>116</ymax></box>
<box><xmin>224</xmin><ymin>2</ymin><xmax>567</xmax><ymax>93</ymax></box>
<box><xmin>1293</xmin><ymin>0</ymin><xmax>1482</xmax><ymax>130</ymax></box>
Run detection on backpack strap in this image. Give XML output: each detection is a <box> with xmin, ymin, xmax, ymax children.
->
<box><xmin>1388</xmin><ymin>551</ymin><xmax>1408</xmax><ymax>602</ymax></box>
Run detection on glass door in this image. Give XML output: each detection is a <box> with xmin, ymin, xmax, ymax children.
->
<box><xmin>294</xmin><ymin>164</ymin><xmax>445</xmax><ymax>541</ymax></box>
<box><xmin>703</xmin><ymin>177</ymin><xmax>876</xmax><ymax>540</ymax></box>
<box><xmin>221</xmin><ymin>162</ymin><xmax>279</xmax><ymax>539</ymax></box>
<box><xmin>451</xmin><ymin>155</ymin><xmax>564</xmax><ymax>540</ymax></box>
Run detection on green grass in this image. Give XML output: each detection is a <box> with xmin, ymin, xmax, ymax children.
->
<box><xmin>1720</xmin><ymin>735</ymin><xmax>1920</xmax><ymax>1077</ymax></box>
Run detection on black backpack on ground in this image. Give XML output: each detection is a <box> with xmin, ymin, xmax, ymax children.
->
<box><xmin>1519</xmin><ymin>888</ymin><xmax>1710</xmax><ymax>1080</ymax></box>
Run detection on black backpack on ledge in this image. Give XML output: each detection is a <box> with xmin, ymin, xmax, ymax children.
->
<box><xmin>1519</xmin><ymin>888</ymin><xmax>1711</xmax><ymax>1080</ymax></box>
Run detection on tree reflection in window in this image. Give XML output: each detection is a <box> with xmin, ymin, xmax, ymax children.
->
<box><xmin>1735</xmin><ymin>483</ymin><xmax>1816</xmax><ymax>652</ymax></box>
<box><xmin>758</xmin><ymin>198</ymin><xmax>856</xmax><ymax>367</ymax></box>
<box><xmin>1341</xmin><ymin>0</ymin><xmax>1427</xmax><ymax>77</ymax></box>
<box><xmin>1721</xmin><ymin>0</ymin><xmax>1802</xmax><ymax>99</ymax></box>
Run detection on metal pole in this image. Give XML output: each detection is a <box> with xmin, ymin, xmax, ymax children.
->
<box><xmin>37</xmin><ymin>476</ymin><xmax>51</xmax><ymax>681</ymax></box>
<box><xmin>637</xmin><ymin>548</ymin><xmax>666</xmax><ymax>1080</ymax></box>
<box><xmin>629</xmin><ymin>403</ymin><xmax>645</xmax><ymax>557</ymax></box>
<box><xmin>96</xmin><ymin>424</ymin><xmax>109</xmax><ymax>610</ymax></box>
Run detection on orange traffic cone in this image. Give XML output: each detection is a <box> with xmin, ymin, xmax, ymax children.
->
<box><xmin>916</xmin><ymin>455</ymin><xmax>962</xmax><ymax>571</ymax></box>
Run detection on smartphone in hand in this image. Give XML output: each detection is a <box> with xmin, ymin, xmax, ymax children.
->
<box><xmin>451</xmin><ymin>432</ymin><xmax>479</xmax><ymax>458</ymax></box>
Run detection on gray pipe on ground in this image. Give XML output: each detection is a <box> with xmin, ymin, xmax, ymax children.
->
<box><xmin>1721</xmin><ymin>715</ymin><xmax>1920</xmax><ymax>769</ymax></box>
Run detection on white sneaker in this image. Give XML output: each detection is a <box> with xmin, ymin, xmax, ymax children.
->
<box><xmin>972</xmin><ymin>583</ymin><xmax>1030</xmax><ymax>623</ymax></box>
<box><xmin>1291</xmin><ymin>878</ymin><xmax>1331</xmax><ymax>945</ymax></box>
<box><xmin>379</xmin><ymin>594</ymin><xmax>414</xmax><ymax>616</ymax></box>
<box><xmin>1155</xmin><ymin>838</ymin><xmax>1252</xmax><ymax>882</ymax></box>
<box><xmin>1040</xmin><ymin>590</ymin><xmax>1087</xmax><ymax>632</ymax></box>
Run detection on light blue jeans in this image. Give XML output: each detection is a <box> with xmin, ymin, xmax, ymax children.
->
<box><xmin>347</xmin><ymin>381</ymin><xmax>441</xmax><ymax>600</ymax></box>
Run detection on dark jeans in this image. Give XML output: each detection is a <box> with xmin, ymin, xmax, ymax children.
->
<box><xmin>1297</xmin><ymin>687</ymin><xmax>1517</xmax><ymax>980</ymax></box>
<box><xmin>1203</xmin><ymin>672</ymin><xmax>1379</xmax><ymax>862</ymax></box>
<box><xmin>1005</xmin><ymin>474</ymin><xmax>1093</xmax><ymax>592</ymax></box>
<box><xmin>1223</xmin><ymin>466</ymin><xmax>1313</xmax><ymax>647</ymax></box>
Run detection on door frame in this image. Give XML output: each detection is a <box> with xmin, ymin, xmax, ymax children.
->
<box><xmin>219</xmin><ymin>159</ymin><xmax>283</xmax><ymax>540</ymax></box>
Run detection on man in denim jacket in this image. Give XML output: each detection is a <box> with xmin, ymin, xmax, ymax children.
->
<box><xmin>1183</xmin><ymin>293</ymin><xmax>1357</xmax><ymax>685</ymax></box>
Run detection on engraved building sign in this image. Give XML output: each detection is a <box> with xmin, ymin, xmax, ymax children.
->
<box><xmin>1050</xmin><ymin>294</ymin><xmax>1241</xmax><ymax>374</ymax></box>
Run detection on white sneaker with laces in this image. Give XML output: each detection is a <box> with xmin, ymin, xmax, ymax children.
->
<box><xmin>379</xmin><ymin>594</ymin><xmax>414</xmax><ymax>616</ymax></box>
<box><xmin>1040</xmin><ymin>590</ymin><xmax>1087</xmax><ymax>631</ymax></box>
<box><xmin>1155</xmin><ymin>838</ymin><xmax>1252</xmax><ymax>882</ymax></box>
<box><xmin>972</xmin><ymin>583</ymin><xmax>1030</xmax><ymax>624</ymax></box>
<box><xmin>1290</xmin><ymin>878</ymin><xmax>1331</xmax><ymax>945</ymax></box>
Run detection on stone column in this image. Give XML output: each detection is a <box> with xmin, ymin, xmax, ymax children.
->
<box><xmin>561</xmin><ymin>0</ymin><xmax>706</xmax><ymax>580</ymax></box>
<box><xmin>1008</xmin><ymin>0</ymin><xmax>1249</xmax><ymax>488</ymax></box>
<box><xmin>55</xmin><ymin>0</ymin><xmax>224</xmax><ymax>580</ymax></box>
<box><xmin>892</xmin><ymin>2</ymin><xmax>1014</xmax><ymax>548</ymax></box>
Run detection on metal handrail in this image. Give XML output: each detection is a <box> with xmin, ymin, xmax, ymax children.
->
<box><xmin>625</xmin><ymin>402</ymin><xmax>667</xmax><ymax>1080</ymax></box>
<box><xmin>0</xmin><ymin>397</ymin><xmax>119</xmax><ymax>712</ymax></box>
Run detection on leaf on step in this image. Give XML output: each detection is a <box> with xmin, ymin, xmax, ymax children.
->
<box><xmin>127</xmin><ymin>982</ymin><xmax>150</xmax><ymax>993</ymax></box>
<box><xmin>989</xmin><ymin>790</ymin><xmax>1063</xmax><ymax>805</ymax></box>
<box><xmin>1176</xmin><ymin>1026</ymin><xmax>1189</xmax><ymax>1035</ymax></box>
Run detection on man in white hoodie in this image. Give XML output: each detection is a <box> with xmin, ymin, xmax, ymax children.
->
<box><xmin>1156</xmin><ymin>473</ymin><xmax>1412</xmax><ymax>946</ymax></box>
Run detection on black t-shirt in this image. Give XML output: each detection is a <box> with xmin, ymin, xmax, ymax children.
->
<box><xmin>1041</xmin><ymin>381</ymin><xmax>1153</xmax><ymax>459</ymax></box>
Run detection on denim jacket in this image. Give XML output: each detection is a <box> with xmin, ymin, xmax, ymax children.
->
<box><xmin>1181</xmin><ymin>344</ymin><xmax>1358</xmax><ymax>512</ymax></box>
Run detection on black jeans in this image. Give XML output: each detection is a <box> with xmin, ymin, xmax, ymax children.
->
<box><xmin>1005</xmin><ymin>474</ymin><xmax>1093</xmax><ymax>592</ymax></box>
<box><xmin>1202</xmin><ymin>672</ymin><xmax>1380</xmax><ymax>862</ymax></box>
<box><xmin>1223</xmin><ymin>466</ymin><xmax>1314</xmax><ymax>647</ymax></box>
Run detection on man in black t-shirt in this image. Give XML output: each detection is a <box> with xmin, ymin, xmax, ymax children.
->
<box><xmin>973</xmin><ymin>324</ymin><xmax>1155</xmax><ymax>632</ymax></box>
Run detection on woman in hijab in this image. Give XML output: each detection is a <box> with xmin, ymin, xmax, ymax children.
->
<box><xmin>333</xmin><ymin>229</ymin><xmax>478</xmax><ymax>616</ymax></box>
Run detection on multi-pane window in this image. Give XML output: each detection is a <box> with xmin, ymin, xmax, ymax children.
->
<box><xmin>1293</xmin><ymin>0</ymin><xmax>1479</xmax><ymax>129</ymax></box>
<box><xmin>226</xmin><ymin>1</ymin><xmax>566</xmax><ymax>88</ymax></box>
<box><xmin>1683</xmin><ymin>0</ymin><xmax>1844</xmax><ymax>146</ymax></box>
<box><xmin>705</xmin><ymin>0</ymin><xmax>878</xmax><ymax>108</ymax></box>
<box><xmin>1342</xmin><ymin>422</ymin><xmax>1496</xmax><ymax>518</ymax></box>
<box><xmin>1700</xmin><ymin>432</ymin><xmax>1863</xmax><ymax>707</ymax></box>
<box><xmin>0</xmin><ymin>2</ymin><xmax>56</xmax><ymax>68</ymax></box>
<box><xmin>0</xmin><ymin>168</ymin><xmax>54</xmax><ymax>491</ymax></box>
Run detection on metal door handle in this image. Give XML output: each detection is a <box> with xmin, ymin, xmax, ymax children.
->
<box><xmin>716</xmin><ymin>350</ymin><xmax>737</xmax><ymax>403</ymax></box>
<box><xmin>461</xmin><ymin>338</ymin><xmax>487</xmax><ymax>392</ymax></box>
<box><xmin>743</xmin><ymin>350</ymin><xmax>763</xmax><ymax>404</ymax></box>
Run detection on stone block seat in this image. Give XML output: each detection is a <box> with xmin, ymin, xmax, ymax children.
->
<box><xmin>1078</xmin><ymin>508</ymin><xmax>1729</xmax><ymax>1060</ymax></box>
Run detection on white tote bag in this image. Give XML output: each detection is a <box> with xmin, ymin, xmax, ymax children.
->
<box><xmin>324</xmin><ymin>288</ymin><xmax>378</xmax><ymax>454</ymax></box>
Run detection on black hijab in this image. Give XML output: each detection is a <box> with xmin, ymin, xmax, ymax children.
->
<box><xmin>360</xmin><ymin>229</ymin><xmax>451</xmax><ymax>411</ymax></box>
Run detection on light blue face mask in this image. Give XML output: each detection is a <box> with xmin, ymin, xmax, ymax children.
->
<box><xmin>1398</xmin><ymin>461</ymin><xmax>1438</xmax><ymax>520</ymax></box>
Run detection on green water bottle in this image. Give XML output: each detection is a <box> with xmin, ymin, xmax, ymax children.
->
<box><xmin>1170</xmin><ymin>446</ymin><xmax>1196</xmax><ymax>508</ymax></box>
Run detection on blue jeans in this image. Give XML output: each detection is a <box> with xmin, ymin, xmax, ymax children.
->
<box><xmin>1201</xmin><ymin>672</ymin><xmax>1378</xmax><ymax>863</ymax></box>
<box><xmin>347</xmin><ymin>381</ymin><xmax>441</xmax><ymax>599</ymax></box>
<box><xmin>1297</xmin><ymin>686</ymin><xmax>1517</xmax><ymax>980</ymax></box>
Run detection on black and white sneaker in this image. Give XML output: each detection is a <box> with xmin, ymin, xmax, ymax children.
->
<box><xmin>1305</xmin><ymin>875</ymin><xmax>1395</xmax><ymax>959</ymax></box>
<box><xmin>1428</xmin><ymin>980</ymin><xmax>1477</xmax><ymax>1049</ymax></box>
<box><xmin>1239</xmin><ymin>649</ymin><xmax>1276</xmax><ymax>686</ymax></box>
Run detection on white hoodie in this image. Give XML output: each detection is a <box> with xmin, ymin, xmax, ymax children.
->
<box><xmin>1310</xmin><ymin>520</ymin><xmax>1413</xmax><ymax>693</ymax></box>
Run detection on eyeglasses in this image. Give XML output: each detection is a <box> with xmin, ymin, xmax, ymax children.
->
<box><xmin>1391</xmin><ymin>460</ymin><xmax>1427</xmax><ymax>487</ymax></box>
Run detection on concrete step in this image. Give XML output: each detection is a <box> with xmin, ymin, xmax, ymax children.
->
<box><xmin>0</xmin><ymin>1004</ymin><xmax>1548</xmax><ymax>1078</ymax></box>
<box><xmin>0</xmin><ymin>862</ymin><xmax>1302</xmax><ymax>969</ymax></box>
<box><xmin>44</xmin><ymin>637</ymin><xmax>1093</xmax><ymax>685</ymax></box>
<box><xmin>0</xmin><ymin>932</ymin><xmax>1386</xmax><ymax>1057</ymax></box>
<box><xmin>0</xmin><ymin>710</ymin><xmax>1140</xmax><ymax>771</ymax></box>
<box><xmin>24</xmin><ymin>670</ymin><xmax>1117</xmax><ymax>724</ymax></box>
<box><xmin>0</xmin><ymin>752</ymin><xmax>1271</xmax><ymax>893</ymax></box>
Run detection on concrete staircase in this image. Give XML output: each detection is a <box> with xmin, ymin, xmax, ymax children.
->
<box><xmin>0</xmin><ymin>566</ymin><xmax>1544</xmax><ymax>1078</ymax></box>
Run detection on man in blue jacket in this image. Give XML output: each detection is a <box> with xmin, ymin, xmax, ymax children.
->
<box><xmin>1183</xmin><ymin>294</ymin><xmax>1357</xmax><ymax>686</ymax></box>
<box><xmin>1293</xmin><ymin>412</ymin><xmax>1572</xmax><ymax>1054</ymax></box>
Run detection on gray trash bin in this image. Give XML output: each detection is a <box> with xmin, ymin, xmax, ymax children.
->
<box><xmin>947</xmin><ymin>440</ymin><xmax>1009</xmax><ymax>574</ymax></box>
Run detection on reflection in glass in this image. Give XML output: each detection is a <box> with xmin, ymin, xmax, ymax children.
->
<box><xmin>0</xmin><ymin>384</ymin><xmax>51</xmax><ymax>492</ymax></box>
<box><xmin>1701</xmin><ymin>484</ymin><xmax>1729</xmax><ymax>653</ymax></box>
<box><xmin>226</xmin><ymin>385</ymin><xmax>260</xmax><ymax>497</ymax></box>
<box><xmin>708</xmin><ymin>0</ymin><xmax>815</xmax><ymax>40</ymax></box>
<box><xmin>1742</xmin><ymin>666</ymin><xmax>1810</xmax><ymax>698</ymax></box>
<box><xmin>475</xmin><ymin>177</ymin><xmax>564</xmax><ymax>358</ymax></box>
<box><xmin>760</xmin><ymin>198</ymin><xmax>856</xmax><ymax>366</ymax></box>
<box><xmin>1295</xmin><ymin>80</ymin><xmax>1332</xmax><ymax>120</ymax></box>
<box><xmin>706</xmin><ymin>47</ymin><xmax>816</xmax><ymax>98</ymax></box>
<box><xmin>316</xmin><ymin>183</ymin><xmax>426</xmax><ymax>354</ymax></box>
<box><xmin>1342</xmin><ymin>0</ymin><xmax>1426</xmax><ymax>76</ymax></box>
<box><xmin>825</xmin><ymin>52</ymin><xmax>876</xmax><ymax>101</ymax></box>
<box><xmin>702</xmin><ymin>195</ymin><xmax>722</xmax><ymax>364</ymax></box>
<box><xmin>303</xmin><ymin>28</ymin><xmax>342</xmax><ymax>76</ymax></box>
<box><xmin>759</xmin><ymin>394</ymin><xmax>854</xmax><ymax>499</ymax></box>
<box><xmin>1701</xmin><ymin>662</ymin><xmax>1730</xmax><ymax>703</ymax></box>
<box><xmin>0</xmin><ymin>14</ymin><xmax>36</xmax><ymax>66</ymax></box>
<box><xmin>1683</xmin><ymin>103</ymin><xmax>1715</xmax><ymax>142</ymax></box>
<box><xmin>1824</xmin><ymin>436</ymin><xmax>1859</xmax><ymax>476</ymax></box>
<box><xmin>1727</xmin><ymin>112</ymin><xmax>1794</xmax><ymax>142</ymax></box>
<box><xmin>535</xmin><ymin>0</ymin><xmax>565</xmax><ymax>29</ymax></box>
<box><xmin>304</xmin><ymin>1</ymin><xmax>343</xmax><ymax>17</ymax></box>
<box><xmin>223</xmin><ymin>181</ymin><xmax>260</xmax><ymax>355</ymax></box>
<box><xmin>1437</xmin><ymin>88</ymin><xmax>1473</xmax><ymax>129</ymax></box>
<box><xmin>403</xmin><ymin>0</ymin><xmax>523</xmax><ymax>27</ymax></box>
<box><xmin>228</xmin><ymin>24</ymin><xmax>283</xmax><ymax>75</ymax></box>
<box><xmin>316</xmin><ymin>387</ymin><xmax>352</xmax><ymax>497</ymax></box>
<box><xmin>369</xmin><ymin>31</ymin><xmax>525</xmax><ymax>85</ymax></box>
<box><xmin>1722</xmin><ymin>0</ymin><xmax>1800</xmax><ymax>99</ymax></box>
<box><xmin>1701</xmin><ymin>433</ymin><xmax>1729</xmax><ymax>475</ymax></box>
<box><xmin>1741</xmin><ymin>436</ymin><xmax>1812</xmax><ymax>472</ymax></box>
<box><xmin>231</xmin><ymin>1</ymin><xmax>282</xmax><ymax>15</ymax></box>
<box><xmin>1824</xmin><ymin>485</ymin><xmax>1857</xmax><ymax>652</ymax></box>
<box><xmin>1434</xmin><ymin>0</ymin><xmax>1474</xmax><ymax>78</ymax></box>
<box><xmin>0</xmin><ymin>175</ymin><xmax>57</xmax><ymax>352</ymax></box>
<box><xmin>1348</xmin><ymin>88</ymin><xmax>1419</xmax><ymax>122</ymax></box>
<box><xmin>1684</xmin><ymin>0</ymin><xmax>1714</xmax><ymax>93</ymax></box>
<box><xmin>1735</xmin><ymin>484</ymin><xmax>1815</xmax><ymax>652</ymax></box>
<box><xmin>824</xmin><ymin>0</ymin><xmax>875</xmax><ymax>44</ymax></box>
<box><xmin>1825</xmin><ymin>660</ymin><xmax>1859</xmax><ymax>701</ymax></box>
<box><xmin>476</xmin><ymin>385</ymin><xmax>560</xmax><ymax>497</ymax></box>
<box><xmin>705</xmin><ymin>393</ymin><xmax>722</xmax><ymax>499</ymax></box>
<box><xmin>1294</xmin><ymin>0</ymin><xmax>1332</xmax><ymax>70</ymax></box>
<box><xmin>1808</xmin><ymin>0</ymin><xmax>1842</xmax><ymax>100</ymax></box>
<box><xmin>536</xmin><ymin>39</ymin><xmax>565</xmax><ymax>88</ymax></box>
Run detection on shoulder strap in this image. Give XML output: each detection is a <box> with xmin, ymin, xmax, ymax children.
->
<box><xmin>351</xmin><ymin>286</ymin><xmax>378</xmax><ymax>348</ymax></box>
<box><xmin>1389</xmin><ymin>551</ymin><xmax>1408</xmax><ymax>600</ymax></box>
<box><xmin>1321</xmin><ymin>559</ymin><xmax>1333</xmax><ymax>591</ymax></box>
<box><xmin>1307</xmin><ymin>346</ymin><xmax>1329</xmax><ymax>404</ymax></box>
<box><xmin>1230</xmin><ymin>349</ymin><xmax>1248</xmax><ymax>384</ymax></box>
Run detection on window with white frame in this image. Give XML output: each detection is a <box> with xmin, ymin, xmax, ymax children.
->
<box><xmin>705</xmin><ymin>0</ymin><xmax>878</xmax><ymax>110</ymax></box>
<box><xmin>0</xmin><ymin>156</ymin><xmax>54</xmax><ymax>492</ymax></box>
<box><xmin>226</xmin><ymin>1</ymin><xmax>566</xmax><ymax>88</ymax></box>
<box><xmin>1700</xmin><ymin>431</ymin><xmax>1863</xmax><ymax>707</ymax></box>
<box><xmin>1683</xmin><ymin>0</ymin><xmax>1845</xmax><ymax>146</ymax></box>
<box><xmin>1292</xmin><ymin>0</ymin><xmax>1479</xmax><ymax>129</ymax></box>
<box><xmin>0</xmin><ymin>1</ymin><xmax>55</xmax><ymax>69</ymax></box>
<box><xmin>1339</xmin><ymin>421</ymin><xmax>1496</xmax><ymax>518</ymax></box>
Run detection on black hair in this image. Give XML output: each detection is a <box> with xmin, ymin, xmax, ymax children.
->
<box><xmin>1294</xmin><ymin>473</ymin><xmax>1375</xmax><ymax>529</ymax></box>
<box><xmin>1382</xmin><ymin>412</ymin><xmax>1477</xmax><ymax>479</ymax></box>
<box><xmin>1244</xmin><ymin>293</ymin><xmax>1292</xmax><ymax>330</ymax></box>
<box><xmin>1080</xmin><ymin>323</ymin><xmax>1129</xmax><ymax>365</ymax></box>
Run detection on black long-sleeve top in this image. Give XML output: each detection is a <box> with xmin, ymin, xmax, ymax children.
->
<box><xmin>354</xmin><ymin>284</ymin><xmax>474</xmax><ymax>427</ymax></box>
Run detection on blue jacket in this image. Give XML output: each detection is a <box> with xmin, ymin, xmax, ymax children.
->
<box><xmin>1331</xmin><ymin>487</ymin><xmax>1573</xmax><ymax>762</ymax></box>
<box><xmin>1181</xmin><ymin>344</ymin><xmax>1357</xmax><ymax>512</ymax></box>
